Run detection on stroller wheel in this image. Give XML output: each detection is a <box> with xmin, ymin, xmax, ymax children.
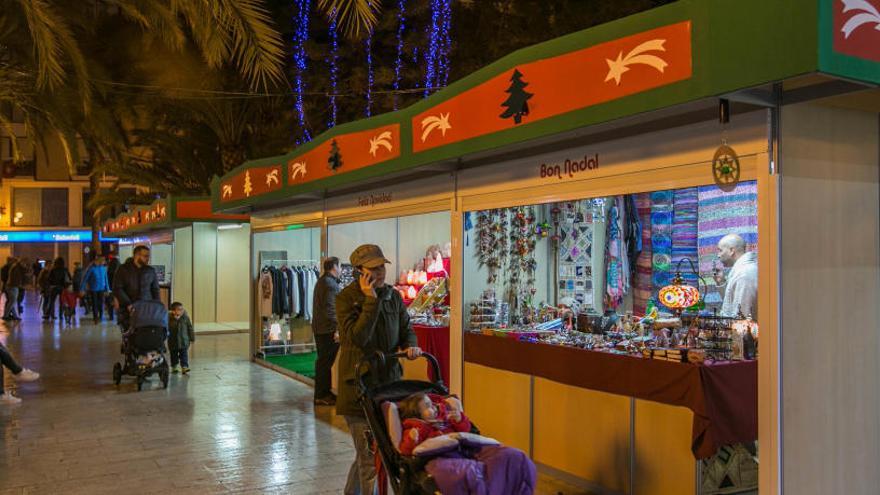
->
<box><xmin>112</xmin><ymin>362</ymin><xmax>122</xmax><ymax>385</ymax></box>
<box><xmin>136</xmin><ymin>375</ymin><xmax>145</xmax><ymax>391</ymax></box>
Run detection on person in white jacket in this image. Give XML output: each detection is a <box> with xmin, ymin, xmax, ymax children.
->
<box><xmin>714</xmin><ymin>234</ymin><xmax>758</xmax><ymax>320</ymax></box>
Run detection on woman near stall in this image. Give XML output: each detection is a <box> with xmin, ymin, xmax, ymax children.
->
<box><xmin>336</xmin><ymin>244</ymin><xmax>422</xmax><ymax>495</ymax></box>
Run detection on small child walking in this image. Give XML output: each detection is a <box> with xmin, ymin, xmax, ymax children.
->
<box><xmin>168</xmin><ymin>302</ymin><xmax>195</xmax><ymax>374</ymax></box>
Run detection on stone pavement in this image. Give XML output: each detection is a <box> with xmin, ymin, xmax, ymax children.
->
<box><xmin>0</xmin><ymin>297</ymin><xmax>587</xmax><ymax>494</ymax></box>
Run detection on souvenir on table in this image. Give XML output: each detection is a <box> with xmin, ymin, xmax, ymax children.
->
<box><xmin>408</xmin><ymin>277</ymin><xmax>448</xmax><ymax>314</ymax></box>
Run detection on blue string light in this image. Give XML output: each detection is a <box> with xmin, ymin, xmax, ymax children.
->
<box><xmin>328</xmin><ymin>9</ymin><xmax>338</xmax><ymax>128</ymax></box>
<box><xmin>423</xmin><ymin>0</ymin><xmax>441</xmax><ymax>97</ymax></box>
<box><xmin>365</xmin><ymin>31</ymin><xmax>373</xmax><ymax>117</ymax></box>
<box><xmin>438</xmin><ymin>0</ymin><xmax>452</xmax><ymax>88</ymax></box>
<box><xmin>393</xmin><ymin>0</ymin><xmax>407</xmax><ymax>110</ymax></box>
<box><xmin>293</xmin><ymin>0</ymin><xmax>312</xmax><ymax>143</ymax></box>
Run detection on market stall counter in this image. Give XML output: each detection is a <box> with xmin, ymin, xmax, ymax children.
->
<box><xmin>413</xmin><ymin>323</ymin><xmax>450</xmax><ymax>385</ymax></box>
<box><xmin>464</xmin><ymin>332</ymin><xmax>756</xmax><ymax>459</ymax></box>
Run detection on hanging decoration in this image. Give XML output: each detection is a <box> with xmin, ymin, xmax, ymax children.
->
<box><xmin>424</xmin><ymin>0</ymin><xmax>453</xmax><ymax>97</ymax></box>
<box><xmin>365</xmin><ymin>31</ymin><xmax>374</xmax><ymax>117</ymax></box>
<box><xmin>393</xmin><ymin>0</ymin><xmax>407</xmax><ymax>110</ymax></box>
<box><xmin>475</xmin><ymin>209</ymin><xmax>506</xmax><ymax>284</ymax></box>
<box><xmin>507</xmin><ymin>206</ymin><xmax>538</xmax><ymax>322</ymax></box>
<box><xmin>293</xmin><ymin>0</ymin><xmax>312</xmax><ymax>143</ymax></box>
<box><xmin>328</xmin><ymin>9</ymin><xmax>339</xmax><ymax>128</ymax></box>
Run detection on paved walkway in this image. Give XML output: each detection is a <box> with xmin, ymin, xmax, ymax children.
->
<box><xmin>0</xmin><ymin>297</ymin><xmax>587</xmax><ymax>494</ymax></box>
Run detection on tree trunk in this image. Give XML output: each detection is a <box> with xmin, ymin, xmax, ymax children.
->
<box><xmin>89</xmin><ymin>168</ymin><xmax>101</xmax><ymax>257</ymax></box>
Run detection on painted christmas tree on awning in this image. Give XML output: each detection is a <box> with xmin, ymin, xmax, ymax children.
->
<box><xmin>500</xmin><ymin>68</ymin><xmax>533</xmax><ymax>124</ymax></box>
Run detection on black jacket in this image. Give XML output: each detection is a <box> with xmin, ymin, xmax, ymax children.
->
<box><xmin>311</xmin><ymin>273</ymin><xmax>340</xmax><ymax>335</ymax></box>
<box><xmin>112</xmin><ymin>259</ymin><xmax>160</xmax><ymax>327</ymax></box>
<box><xmin>6</xmin><ymin>263</ymin><xmax>24</xmax><ymax>289</ymax></box>
<box><xmin>47</xmin><ymin>266</ymin><xmax>71</xmax><ymax>288</ymax></box>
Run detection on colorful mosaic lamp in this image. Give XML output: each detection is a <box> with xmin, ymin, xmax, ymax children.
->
<box><xmin>658</xmin><ymin>258</ymin><xmax>704</xmax><ymax>314</ymax></box>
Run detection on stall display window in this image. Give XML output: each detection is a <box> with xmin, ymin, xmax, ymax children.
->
<box><xmin>254</xmin><ymin>227</ymin><xmax>321</xmax><ymax>372</ymax></box>
<box><xmin>463</xmin><ymin>180</ymin><xmax>759</xmax><ymax>363</ymax></box>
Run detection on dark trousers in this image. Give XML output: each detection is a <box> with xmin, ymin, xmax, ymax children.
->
<box><xmin>170</xmin><ymin>345</ymin><xmax>189</xmax><ymax>368</ymax></box>
<box><xmin>3</xmin><ymin>287</ymin><xmax>19</xmax><ymax>319</ymax></box>
<box><xmin>90</xmin><ymin>291</ymin><xmax>105</xmax><ymax>320</ymax></box>
<box><xmin>106</xmin><ymin>293</ymin><xmax>115</xmax><ymax>321</ymax></box>
<box><xmin>314</xmin><ymin>332</ymin><xmax>339</xmax><ymax>399</ymax></box>
<box><xmin>0</xmin><ymin>342</ymin><xmax>23</xmax><ymax>390</ymax></box>
<box><xmin>44</xmin><ymin>287</ymin><xmax>62</xmax><ymax>318</ymax></box>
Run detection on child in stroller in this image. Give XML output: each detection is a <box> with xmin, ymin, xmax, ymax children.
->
<box><xmin>60</xmin><ymin>284</ymin><xmax>78</xmax><ymax>325</ymax></box>
<box><xmin>112</xmin><ymin>299</ymin><xmax>170</xmax><ymax>391</ymax></box>
<box><xmin>358</xmin><ymin>352</ymin><xmax>537</xmax><ymax>495</ymax></box>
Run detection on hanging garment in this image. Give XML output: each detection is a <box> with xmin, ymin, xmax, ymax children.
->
<box><xmin>297</xmin><ymin>267</ymin><xmax>308</xmax><ymax>318</ymax></box>
<box><xmin>605</xmin><ymin>196</ymin><xmax>627</xmax><ymax>309</ymax></box>
<box><xmin>651</xmin><ymin>190</ymin><xmax>674</xmax><ymax>294</ymax></box>
<box><xmin>624</xmin><ymin>194</ymin><xmax>642</xmax><ymax>271</ymax></box>
<box><xmin>633</xmin><ymin>193</ymin><xmax>653</xmax><ymax>316</ymax></box>
<box><xmin>259</xmin><ymin>270</ymin><xmax>274</xmax><ymax>318</ymax></box>
<box><xmin>269</xmin><ymin>267</ymin><xmax>283</xmax><ymax>316</ymax></box>
<box><xmin>304</xmin><ymin>268</ymin><xmax>318</xmax><ymax>321</ymax></box>
<box><xmin>672</xmin><ymin>187</ymin><xmax>700</xmax><ymax>288</ymax></box>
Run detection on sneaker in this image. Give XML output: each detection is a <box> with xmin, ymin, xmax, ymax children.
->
<box><xmin>314</xmin><ymin>396</ymin><xmax>337</xmax><ymax>406</ymax></box>
<box><xmin>181</xmin><ymin>367</ymin><xmax>190</xmax><ymax>375</ymax></box>
<box><xmin>15</xmin><ymin>369</ymin><xmax>40</xmax><ymax>382</ymax></box>
<box><xmin>0</xmin><ymin>392</ymin><xmax>22</xmax><ymax>405</ymax></box>
<box><xmin>171</xmin><ymin>366</ymin><xmax>180</xmax><ymax>374</ymax></box>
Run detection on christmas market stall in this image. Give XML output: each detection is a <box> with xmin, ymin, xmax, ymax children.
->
<box><xmin>103</xmin><ymin>196</ymin><xmax>250</xmax><ymax>334</ymax></box>
<box><xmin>210</xmin><ymin>0</ymin><xmax>880</xmax><ymax>493</ymax></box>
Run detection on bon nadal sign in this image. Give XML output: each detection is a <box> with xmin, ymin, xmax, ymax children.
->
<box><xmin>833</xmin><ymin>0</ymin><xmax>880</xmax><ymax>62</ymax></box>
<box><xmin>412</xmin><ymin>21</ymin><xmax>692</xmax><ymax>153</ymax></box>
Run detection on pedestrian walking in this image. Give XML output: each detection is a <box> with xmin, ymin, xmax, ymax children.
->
<box><xmin>82</xmin><ymin>256</ymin><xmax>109</xmax><ymax>323</ymax></box>
<box><xmin>3</xmin><ymin>258</ymin><xmax>24</xmax><ymax>321</ymax></box>
<box><xmin>312</xmin><ymin>256</ymin><xmax>341</xmax><ymax>406</ymax></box>
<box><xmin>43</xmin><ymin>258</ymin><xmax>71</xmax><ymax>321</ymax></box>
<box><xmin>168</xmin><ymin>302</ymin><xmax>194</xmax><ymax>374</ymax></box>
<box><xmin>112</xmin><ymin>246</ymin><xmax>159</xmax><ymax>331</ymax></box>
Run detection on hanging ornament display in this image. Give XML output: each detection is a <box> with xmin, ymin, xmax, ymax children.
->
<box><xmin>293</xmin><ymin>0</ymin><xmax>312</xmax><ymax>143</ymax></box>
<box><xmin>475</xmin><ymin>209</ymin><xmax>505</xmax><ymax>284</ymax></box>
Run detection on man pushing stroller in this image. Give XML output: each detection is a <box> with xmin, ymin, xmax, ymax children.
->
<box><xmin>112</xmin><ymin>245</ymin><xmax>159</xmax><ymax>332</ymax></box>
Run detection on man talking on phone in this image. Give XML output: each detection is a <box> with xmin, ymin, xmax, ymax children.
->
<box><xmin>335</xmin><ymin>244</ymin><xmax>422</xmax><ymax>495</ymax></box>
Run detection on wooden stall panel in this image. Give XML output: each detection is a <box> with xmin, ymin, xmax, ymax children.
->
<box><xmin>463</xmin><ymin>362</ymin><xmax>531</xmax><ymax>453</ymax></box>
<box><xmin>533</xmin><ymin>378</ymin><xmax>631</xmax><ymax>493</ymax></box>
<box><xmin>634</xmin><ymin>399</ymin><xmax>695</xmax><ymax>495</ymax></box>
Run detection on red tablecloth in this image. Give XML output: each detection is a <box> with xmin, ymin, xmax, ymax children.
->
<box><xmin>463</xmin><ymin>332</ymin><xmax>756</xmax><ymax>459</ymax></box>
<box><xmin>413</xmin><ymin>324</ymin><xmax>450</xmax><ymax>385</ymax></box>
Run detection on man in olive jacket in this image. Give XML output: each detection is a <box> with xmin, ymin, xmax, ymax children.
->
<box><xmin>336</xmin><ymin>244</ymin><xmax>421</xmax><ymax>495</ymax></box>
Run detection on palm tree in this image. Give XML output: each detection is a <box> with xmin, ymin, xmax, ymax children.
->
<box><xmin>1</xmin><ymin>0</ymin><xmax>295</xmax><ymax>253</ymax></box>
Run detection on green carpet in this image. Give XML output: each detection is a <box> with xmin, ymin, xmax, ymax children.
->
<box><xmin>264</xmin><ymin>351</ymin><xmax>317</xmax><ymax>379</ymax></box>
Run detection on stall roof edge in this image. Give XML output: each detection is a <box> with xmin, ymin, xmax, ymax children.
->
<box><xmin>211</xmin><ymin>0</ymin><xmax>880</xmax><ymax>214</ymax></box>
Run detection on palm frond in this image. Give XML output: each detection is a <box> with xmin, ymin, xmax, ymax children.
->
<box><xmin>316</xmin><ymin>0</ymin><xmax>380</xmax><ymax>38</ymax></box>
<box><xmin>15</xmin><ymin>0</ymin><xmax>91</xmax><ymax>107</ymax></box>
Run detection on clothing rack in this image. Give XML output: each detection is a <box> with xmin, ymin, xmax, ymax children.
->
<box><xmin>258</xmin><ymin>260</ymin><xmax>321</xmax><ymax>356</ymax></box>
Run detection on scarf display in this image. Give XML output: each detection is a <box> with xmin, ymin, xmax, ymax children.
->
<box><xmin>697</xmin><ymin>181</ymin><xmax>758</xmax><ymax>308</ymax></box>
<box><xmin>632</xmin><ymin>192</ymin><xmax>653</xmax><ymax>315</ymax></box>
<box><xmin>672</xmin><ymin>187</ymin><xmax>700</xmax><ymax>288</ymax></box>
<box><xmin>650</xmin><ymin>190</ymin><xmax>674</xmax><ymax>294</ymax></box>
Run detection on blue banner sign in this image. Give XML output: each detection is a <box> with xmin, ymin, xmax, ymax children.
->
<box><xmin>0</xmin><ymin>230</ymin><xmax>118</xmax><ymax>243</ymax></box>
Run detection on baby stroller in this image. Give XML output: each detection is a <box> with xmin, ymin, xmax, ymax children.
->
<box><xmin>357</xmin><ymin>351</ymin><xmax>453</xmax><ymax>494</ymax></box>
<box><xmin>112</xmin><ymin>299</ymin><xmax>170</xmax><ymax>391</ymax></box>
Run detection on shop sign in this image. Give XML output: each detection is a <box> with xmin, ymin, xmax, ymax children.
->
<box><xmin>539</xmin><ymin>153</ymin><xmax>600</xmax><ymax>181</ymax></box>
<box><xmin>412</xmin><ymin>21</ymin><xmax>692</xmax><ymax>153</ymax></box>
<box><xmin>358</xmin><ymin>192</ymin><xmax>393</xmax><ymax>207</ymax></box>
<box><xmin>833</xmin><ymin>0</ymin><xmax>880</xmax><ymax>62</ymax></box>
<box><xmin>0</xmin><ymin>230</ymin><xmax>118</xmax><ymax>243</ymax></box>
<box><xmin>288</xmin><ymin>124</ymin><xmax>401</xmax><ymax>187</ymax></box>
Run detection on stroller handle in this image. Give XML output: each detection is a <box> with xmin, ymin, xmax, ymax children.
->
<box><xmin>356</xmin><ymin>350</ymin><xmax>444</xmax><ymax>394</ymax></box>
